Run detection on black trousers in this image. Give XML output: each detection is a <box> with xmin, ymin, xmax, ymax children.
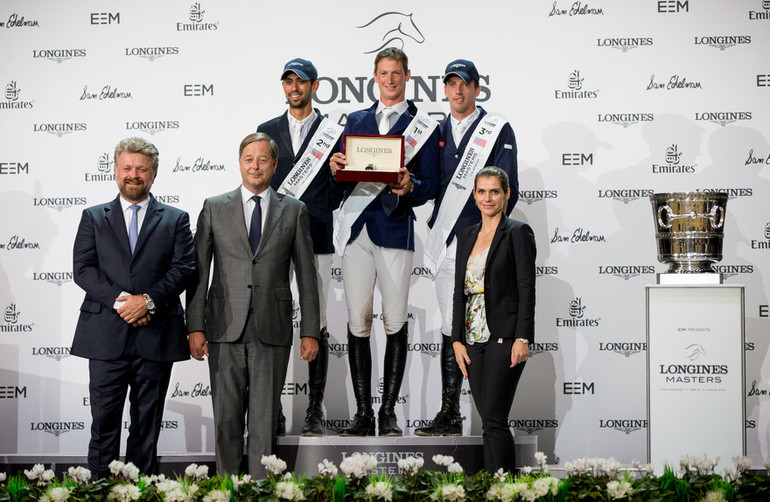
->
<box><xmin>87</xmin><ymin>333</ymin><xmax>172</xmax><ymax>479</ymax></box>
<box><xmin>466</xmin><ymin>337</ymin><xmax>525</xmax><ymax>473</ymax></box>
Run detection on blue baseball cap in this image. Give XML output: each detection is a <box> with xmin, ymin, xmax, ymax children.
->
<box><xmin>443</xmin><ymin>59</ymin><xmax>479</xmax><ymax>84</ymax></box>
<box><xmin>281</xmin><ymin>58</ymin><xmax>318</xmax><ymax>81</ymax></box>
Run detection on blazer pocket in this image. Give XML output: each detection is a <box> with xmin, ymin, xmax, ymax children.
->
<box><xmin>80</xmin><ymin>300</ymin><xmax>102</xmax><ymax>313</ymax></box>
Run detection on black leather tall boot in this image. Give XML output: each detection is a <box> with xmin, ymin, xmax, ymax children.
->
<box><xmin>339</xmin><ymin>329</ymin><xmax>375</xmax><ymax>436</ymax></box>
<box><xmin>414</xmin><ymin>334</ymin><xmax>463</xmax><ymax>436</ymax></box>
<box><xmin>301</xmin><ymin>328</ymin><xmax>329</xmax><ymax>436</ymax></box>
<box><xmin>378</xmin><ymin>324</ymin><xmax>408</xmax><ymax>436</ymax></box>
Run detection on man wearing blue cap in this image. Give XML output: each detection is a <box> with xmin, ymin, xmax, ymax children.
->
<box><xmin>417</xmin><ymin>59</ymin><xmax>519</xmax><ymax>436</ymax></box>
<box><xmin>257</xmin><ymin>58</ymin><xmax>342</xmax><ymax>437</ymax></box>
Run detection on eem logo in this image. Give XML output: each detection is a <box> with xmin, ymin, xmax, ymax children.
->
<box><xmin>32</xmin><ymin>271</ymin><xmax>73</xmax><ymax>286</ymax></box>
<box><xmin>599</xmin><ymin>419</ymin><xmax>647</xmax><ymax>434</ymax></box>
<box><xmin>30</xmin><ymin>421</ymin><xmax>85</xmax><ymax>436</ymax></box>
<box><xmin>563</xmin><ymin>381</ymin><xmax>595</xmax><ymax>395</ymax></box>
<box><xmin>519</xmin><ymin>190</ymin><xmax>558</xmax><ymax>205</ymax></box>
<box><xmin>183</xmin><ymin>84</ymin><xmax>213</xmax><ymax>97</ymax></box>
<box><xmin>90</xmin><ymin>12</ymin><xmax>119</xmax><ymax>25</ymax></box>
<box><xmin>758</xmin><ymin>75</ymin><xmax>770</xmax><ymax>87</ymax></box>
<box><xmin>657</xmin><ymin>0</ymin><xmax>688</xmax><ymax>13</ymax></box>
<box><xmin>0</xmin><ymin>161</ymin><xmax>29</xmax><ymax>175</ymax></box>
<box><xmin>0</xmin><ymin>385</ymin><xmax>27</xmax><ymax>398</ymax></box>
<box><xmin>597</xmin><ymin>189</ymin><xmax>655</xmax><ymax>204</ymax></box>
<box><xmin>562</xmin><ymin>153</ymin><xmax>593</xmax><ymax>166</ymax></box>
<box><xmin>597</xmin><ymin>112</ymin><xmax>654</xmax><ymax>128</ymax></box>
<box><xmin>282</xmin><ymin>382</ymin><xmax>308</xmax><ymax>396</ymax></box>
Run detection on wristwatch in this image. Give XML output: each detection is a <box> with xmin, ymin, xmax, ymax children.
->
<box><xmin>142</xmin><ymin>294</ymin><xmax>156</xmax><ymax>315</ymax></box>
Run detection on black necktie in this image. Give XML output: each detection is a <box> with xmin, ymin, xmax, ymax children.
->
<box><xmin>249</xmin><ymin>195</ymin><xmax>262</xmax><ymax>253</ymax></box>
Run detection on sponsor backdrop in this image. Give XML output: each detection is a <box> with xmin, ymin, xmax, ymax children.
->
<box><xmin>1</xmin><ymin>0</ymin><xmax>769</xmax><ymax>468</ymax></box>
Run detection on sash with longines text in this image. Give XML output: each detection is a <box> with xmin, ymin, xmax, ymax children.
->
<box><xmin>333</xmin><ymin>110</ymin><xmax>438</xmax><ymax>255</ymax></box>
<box><xmin>424</xmin><ymin>114</ymin><xmax>506</xmax><ymax>271</ymax></box>
<box><xmin>277</xmin><ymin>118</ymin><xmax>344</xmax><ymax>200</ymax></box>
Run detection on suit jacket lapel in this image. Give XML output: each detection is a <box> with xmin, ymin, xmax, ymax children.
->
<box><xmin>277</xmin><ymin>112</ymin><xmax>296</xmax><ymax>161</ymax></box>
<box><xmin>486</xmin><ymin>216</ymin><xmax>507</xmax><ymax>270</ymax></box>
<box><xmin>105</xmin><ymin>195</ymin><xmax>132</xmax><ymax>257</ymax></box>
<box><xmin>257</xmin><ymin>187</ymin><xmax>284</xmax><ymax>256</ymax></box>
<box><xmin>362</xmin><ymin>102</ymin><xmax>379</xmax><ymax>134</ymax></box>
<box><xmin>225</xmin><ymin>188</ymin><xmax>252</xmax><ymax>255</ymax></box>
<box><xmin>132</xmin><ymin>195</ymin><xmax>162</xmax><ymax>260</ymax></box>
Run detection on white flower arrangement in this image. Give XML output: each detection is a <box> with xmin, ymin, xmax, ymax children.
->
<box><xmin>340</xmin><ymin>453</ymin><xmax>378</xmax><ymax>479</ymax></box>
<box><xmin>431</xmin><ymin>482</ymin><xmax>465</xmax><ymax>502</ymax></box>
<box><xmin>432</xmin><ymin>455</ymin><xmax>455</xmax><ymax>468</ymax></box>
<box><xmin>107</xmin><ymin>484</ymin><xmax>141</xmax><ymax>502</ymax></box>
<box><xmin>447</xmin><ymin>463</ymin><xmax>463</xmax><ymax>475</ymax></box>
<box><xmin>606</xmin><ymin>479</ymin><xmax>632</xmax><ymax>500</ymax></box>
<box><xmin>108</xmin><ymin>461</ymin><xmax>140</xmax><ymax>482</ymax></box>
<box><xmin>699</xmin><ymin>489</ymin><xmax>727</xmax><ymax>502</ymax></box>
<box><xmin>397</xmin><ymin>455</ymin><xmax>423</xmax><ymax>476</ymax></box>
<box><xmin>732</xmin><ymin>455</ymin><xmax>753</xmax><ymax>477</ymax></box>
<box><xmin>201</xmin><ymin>489</ymin><xmax>230</xmax><ymax>502</ymax></box>
<box><xmin>184</xmin><ymin>463</ymin><xmax>209</xmax><ymax>480</ymax></box>
<box><xmin>274</xmin><ymin>479</ymin><xmax>305</xmax><ymax>501</ymax></box>
<box><xmin>533</xmin><ymin>451</ymin><xmax>548</xmax><ymax>473</ymax></box>
<box><xmin>765</xmin><ymin>455</ymin><xmax>770</xmax><ymax>474</ymax></box>
<box><xmin>66</xmin><ymin>466</ymin><xmax>91</xmax><ymax>484</ymax></box>
<box><xmin>38</xmin><ymin>486</ymin><xmax>70</xmax><ymax>502</ymax></box>
<box><xmin>230</xmin><ymin>473</ymin><xmax>252</xmax><ymax>489</ymax></box>
<box><xmin>365</xmin><ymin>479</ymin><xmax>393</xmax><ymax>501</ymax></box>
<box><xmin>563</xmin><ymin>457</ymin><xmax>621</xmax><ymax>477</ymax></box>
<box><xmin>0</xmin><ymin>472</ymin><xmax>6</xmax><ymax>482</ymax></box>
<box><xmin>317</xmin><ymin>458</ymin><xmax>338</xmax><ymax>477</ymax></box>
<box><xmin>262</xmin><ymin>454</ymin><xmax>288</xmax><ymax>476</ymax></box>
<box><xmin>681</xmin><ymin>454</ymin><xmax>720</xmax><ymax>476</ymax></box>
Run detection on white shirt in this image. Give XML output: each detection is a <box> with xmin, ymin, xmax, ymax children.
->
<box><xmin>288</xmin><ymin>110</ymin><xmax>316</xmax><ymax>154</ymax></box>
<box><xmin>240</xmin><ymin>185</ymin><xmax>270</xmax><ymax>237</ymax></box>
<box><xmin>450</xmin><ymin>107</ymin><xmax>480</xmax><ymax>147</ymax></box>
<box><xmin>376</xmin><ymin>100</ymin><xmax>408</xmax><ymax>134</ymax></box>
<box><xmin>119</xmin><ymin>195</ymin><xmax>150</xmax><ymax>236</ymax></box>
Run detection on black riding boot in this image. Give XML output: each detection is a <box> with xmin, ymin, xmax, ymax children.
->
<box><xmin>414</xmin><ymin>334</ymin><xmax>463</xmax><ymax>436</ymax></box>
<box><xmin>301</xmin><ymin>328</ymin><xmax>329</xmax><ymax>436</ymax></box>
<box><xmin>378</xmin><ymin>324</ymin><xmax>408</xmax><ymax>436</ymax></box>
<box><xmin>339</xmin><ymin>329</ymin><xmax>375</xmax><ymax>436</ymax></box>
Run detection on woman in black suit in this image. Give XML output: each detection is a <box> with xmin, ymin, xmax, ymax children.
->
<box><xmin>452</xmin><ymin>166</ymin><xmax>536</xmax><ymax>473</ymax></box>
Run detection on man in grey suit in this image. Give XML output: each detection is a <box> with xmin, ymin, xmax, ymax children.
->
<box><xmin>186</xmin><ymin>132</ymin><xmax>319</xmax><ymax>477</ymax></box>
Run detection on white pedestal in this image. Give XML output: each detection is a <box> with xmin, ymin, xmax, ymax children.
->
<box><xmin>646</xmin><ymin>285</ymin><xmax>745</xmax><ymax>474</ymax></box>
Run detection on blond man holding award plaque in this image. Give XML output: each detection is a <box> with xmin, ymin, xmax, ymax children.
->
<box><xmin>329</xmin><ymin>47</ymin><xmax>440</xmax><ymax>437</ymax></box>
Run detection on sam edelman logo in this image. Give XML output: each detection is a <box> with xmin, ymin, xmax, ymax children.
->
<box><xmin>32</xmin><ymin>49</ymin><xmax>86</xmax><ymax>64</ymax></box>
<box><xmin>694</xmin><ymin>35</ymin><xmax>751</xmax><ymax>51</ymax></box>
<box><xmin>748</xmin><ymin>0</ymin><xmax>770</xmax><ymax>20</ymax></box>
<box><xmin>31</xmin><ymin>421</ymin><xmax>85</xmax><ymax>436</ymax></box>
<box><xmin>646</xmin><ymin>74</ymin><xmax>702</xmax><ymax>91</ymax></box>
<box><xmin>597</xmin><ymin>112</ymin><xmax>654</xmax><ymax>128</ymax></box>
<box><xmin>529</xmin><ymin>342</ymin><xmax>559</xmax><ymax>357</ymax></box>
<box><xmin>33</xmin><ymin>122</ymin><xmax>87</xmax><ymax>138</ymax></box>
<box><xmin>32</xmin><ymin>271</ymin><xmax>73</xmax><ymax>286</ymax></box>
<box><xmin>172</xmin><ymin>156</ymin><xmax>225</xmax><ymax>173</ymax></box>
<box><xmin>80</xmin><ymin>84</ymin><xmax>133</xmax><ymax>101</ymax></box>
<box><xmin>31</xmin><ymin>346</ymin><xmax>71</xmax><ymax>361</ymax></box>
<box><xmin>556</xmin><ymin>297</ymin><xmax>600</xmax><ymax>327</ymax></box>
<box><xmin>177</xmin><ymin>3</ymin><xmax>219</xmax><ymax>31</ymax></box>
<box><xmin>712</xmin><ymin>264</ymin><xmax>753</xmax><ymax>279</ymax></box>
<box><xmin>356</xmin><ymin>12</ymin><xmax>425</xmax><ymax>55</ymax></box>
<box><xmin>550</xmin><ymin>227</ymin><xmax>606</xmax><ymax>244</ymax></box>
<box><xmin>86</xmin><ymin>153</ymin><xmax>115</xmax><ymax>182</ymax></box>
<box><xmin>596</xmin><ymin>37</ymin><xmax>653</xmax><ymax>53</ymax></box>
<box><xmin>694</xmin><ymin>111</ymin><xmax>752</xmax><ymax>127</ymax></box>
<box><xmin>33</xmin><ymin>196</ymin><xmax>87</xmax><ymax>212</ymax></box>
<box><xmin>519</xmin><ymin>190</ymin><xmax>558</xmax><ymax>205</ymax></box>
<box><xmin>407</xmin><ymin>342</ymin><xmax>440</xmax><ymax>358</ymax></box>
<box><xmin>745</xmin><ymin>148</ymin><xmax>770</xmax><ymax>166</ymax></box>
<box><xmin>1</xmin><ymin>13</ymin><xmax>40</xmax><ymax>28</ymax></box>
<box><xmin>652</xmin><ymin>144</ymin><xmax>696</xmax><ymax>174</ymax></box>
<box><xmin>599</xmin><ymin>341</ymin><xmax>646</xmax><ymax>357</ymax></box>
<box><xmin>125</xmin><ymin>46</ymin><xmax>180</xmax><ymax>62</ymax></box>
<box><xmin>126</xmin><ymin>120</ymin><xmax>180</xmax><ymax>135</ymax></box>
<box><xmin>170</xmin><ymin>381</ymin><xmax>211</xmax><ymax>398</ymax></box>
<box><xmin>555</xmin><ymin>70</ymin><xmax>598</xmax><ymax>99</ymax></box>
<box><xmin>329</xmin><ymin>342</ymin><xmax>349</xmax><ymax>358</ymax></box>
<box><xmin>549</xmin><ymin>2</ymin><xmax>604</xmax><ymax>16</ymax></box>
<box><xmin>510</xmin><ymin>418</ymin><xmax>559</xmax><ymax>435</ymax></box>
<box><xmin>411</xmin><ymin>265</ymin><xmax>435</xmax><ymax>280</ymax></box>
<box><xmin>750</xmin><ymin>222</ymin><xmax>770</xmax><ymax>250</ymax></box>
<box><xmin>1</xmin><ymin>81</ymin><xmax>34</xmax><ymax>109</ymax></box>
<box><xmin>747</xmin><ymin>379</ymin><xmax>768</xmax><ymax>398</ymax></box>
<box><xmin>598</xmin><ymin>265</ymin><xmax>655</xmax><ymax>280</ymax></box>
<box><xmin>599</xmin><ymin>419</ymin><xmax>647</xmax><ymax>434</ymax></box>
<box><xmin>597</xmin><ymin>189</ymin><xmax>654</xmax><ymax>204</ymax></box>
<box><xmin>536</xmin><ymin>266</ymin><xmax>558</xmax><ymax>278</ymax></box>
<box><xmin>0</xmin><ymin>236</ymin><xmax>40</xmax><ymax>251</ymax></box>
<box><xmin>2</xmin><ymin>304</ymin><xmax>34</xmax><ymax>333</ymax></box>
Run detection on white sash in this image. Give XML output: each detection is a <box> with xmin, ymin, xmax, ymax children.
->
<box><xmin>333</xmin><ymin>110</ymin><xmax>438</xmax><ymax>255</ymax></box>
<box><xmin>424</xmin><ymin>114</ymin><xmax>506</xmax><ymax>271</ymax></box>
<box><xmin>277</xmin><ymin>117</ymin><xmax>343</xmax><ymax>200</ymax></box>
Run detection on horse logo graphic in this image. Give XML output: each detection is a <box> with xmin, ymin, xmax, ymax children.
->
<box><xmin>357</xmin><ymin>12</ymin><xmax>426</xmax><ymax>54</ymax></box>
<box><xmin>684</xmin><ymin>343</ymin><xmax>706</xmax><ymax>361</ymax></box>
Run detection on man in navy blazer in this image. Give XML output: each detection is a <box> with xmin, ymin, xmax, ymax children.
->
<box><xmin>72</xmin><ymin>137</ymin><xmax>195</xmax><ymax>479</ymax></box>
<box><xmin>329</xmin><ymin>48</ymin><xmax>440</xmax><ymax>436</ymax></box>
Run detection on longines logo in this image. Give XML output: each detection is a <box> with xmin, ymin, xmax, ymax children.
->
<box><xmin>170</xmin><ymin>381</ymin><xmax>211</xmax><ymax>398</ymax></box>
<box><xmin>0</xmin><ymin>161</ymin><xmax>29</xmax><ymax>175</ymax></box>
<box><xmin>2</xmin><ymin>304</ymin><xmax>34</xmax><ymax>333</ymax></box>
<box><xmin>407</xmin><ymin>342</ymin><xmax>440</xmax><ymax>358</ymax></box>
<box><xmin>750</xmin><ymin>222</ymin><xmax>770</xmax><ymax>250</ymax></box>
<box><xmin>31</xmin><ymin>346</ymin><xmax>71</xmax><ymax>361</ymax></box>
<box><xmin>32</xmin><ymin>272</ymin><xmax>73</xmax><ymax>286</ymax></box>
<box><xmin>33</xmin><ymin>197</ymin><xmax>88</xmax><ymax>212</ymax></box>
<box><xmin>745</xmin><ymin>149</ymin><xmax>770</xmax><ymax>165</ymax></box>
<box><xmin>510</xmin><ymin>418</ymin><xmax>559</xmax><ymax>435</ymax></box>
<box><xmin>1</xmin><ymin>81</ymin><xmax>34</xmax><ymax>109</ymax></box>
<box><xmin>599</xmin><ymin>341</ymin><xmax>646</xmax><ymax>357</ymax></box>
<box><xmin>80</xmin><ymin>85</ymin><xmax>132</xmax><ymax>101</ymax></box>
<box><xmin>1</xmin><ymin>13</ymin><xmax>40</xmax><ymax>28</ymax></box>
<box><xmin>411</xmin><ymin>266</ymin><xmax>435</xmax><ymax>280</ymax></box>
<box><xmin>550</xmin><ymin>227</ymin><xmax>606</xmax><ymax>244</ymax></box>
<box><xmin>694</xmin><ymin>35</ymin><xmax>751</xmax><ymax>50</ymax></box>
<box><xmin>125</xmin><ymin>120</ymin><xmax>180</xmax><ymax>135</ymax></box>
<box><xmin>536</xmin><ymin>266</ymin><xmax>558</xmax><ymax>277</ymax></box>
<box><xmin>177</xmin><ymin>3</ymin><xmax>219</xmax><ymax>31</ymax></box>
<box><xmin>596</xmin><ymin>37</ymin><xmax>653</xmax><ymax>52</ymax></box>
<box><xmin>0</xmin><ymin>386</ymin><xmax>26</xmax><ymax>398</ymax></box>
<box><xmin>646</xmin><ymin>74</ymin><xmax>702</xmax><ymax>91</ymax></box>
<box><xmin>282</xmin><ymin>382</ymin><xmax>308</xmax><ymax>396</ymax></box>
<box><xmin>597</xmin><ymin>189</ymin><xmax>655</xmax><ymax>204</ymax></box>
<box><xmin>695</xmin><ymin>187</ymin><xmax>752</xmax><ymax>200</ymax></box>
<box><xmin>124</xmin><ymin>421</ymin><xmax>178</xmax><ymax>430</ymax></box>
<box><xmin>323</xmin><ymin>419</ymin><xmax>352</xmax><ymax>433</ymax></box>
<box><xmin>155</xmin><ymin>195</ymin><xmax>180</xmax><ymax>204</ymax></box>
<box><xmin>747</xmin><ymin>380</ymin><xmax>768</xmax><ymax>397</ymax></box>
<box><xmin>712</xmin><ymin>264</ymin><xmax>753</xmax><ymax>279</ymax></box>
<box><xmin>597</xmin><ymin>113</ymin><xmax>654</xmax><ymax>128</ymax></box>
<box><xmin>331</xmin><ymin>267</ymin><xmax>343</xmax><ymax>283</ymax></box>
<box><xmin>599</xmin><ymin>419</ymin><xmax>647</xmax><ymax>434</ymax></box>
<box><xmin>125</xmin><ymin>46</ymin><xmax>180</xmax><ymax>62</ymax></box>
<box><xmin>86</xmin><ymin>153</ymin><xmax>115</xmax><ymax>182</ymax></box>
<box><xmin>694</xmin><ymin>111</ymin><xmax>752</xmax><ymax>127</ymax></box>
<box><xmin>519</xmin><ymin>190</ymin><xmax>558</xmax><ymax>205</ymax></box>
<box><xmin>32</xmin><ymin>49</ymin><xmax>86</xmax><ymax>63</ymax></box>
<box><xmin>31</xmin><ymin>421</ymin><xmax>85</xmax><ymax>436</ymax></box>
<box><xmin>172</xmin><ymin>157</ymin><xmax>225</xmax><ymax>173</ymax></box>
<box><xmin>33</xmin><ymin>123</ymin><xmax>87</xmax><ymax>138</ymax></box>
<box><xmin>356</xmin><ymin>12</ymin><xmax>425</xmax><ymax>54</ymax></box>
<box><xmin>549</xmin><ymin>1</ymin><xmax>604</xmax><ymax>16</ymax></box>
<box><xmin>555</xmin><ymin>70</ymin><xmax>599</xmax><ymax>99</ymax></box>
<box><xmin>329</xmin><ymin>342</ymin><xmax>349</xmax><ymax>358</ymax></box>
<box><xmin>652</xmin><ymin>144</ymin><xmax>696</xmax><ymax>174</ymax></box>
<box><xmin>556</xmin><ymin>297</ymin><xmax>600</xmax><ymax>327</ymax></box>
<box><xmin>659</xmin><ymin>344</ymin><xmax>727</xmax><ymax>384</ymax></box>
<box><xmin>748</xmin><ymin>1</ymin><xmax>770</xmax><ymax>20</ymax></box>
<box><xmin>529</xmin><ymin>342</ymin><xmax>559</xmax><ymax>357</ymax></box>
<box><xmin>598</xmin><ymin>265</ymin><xmax>655</xmax><ymax>280</ymax></box>
<box><xmin>1</xmin><ymin>236</ymin><xmax>40</xmax><ymax>251</ymax></box>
